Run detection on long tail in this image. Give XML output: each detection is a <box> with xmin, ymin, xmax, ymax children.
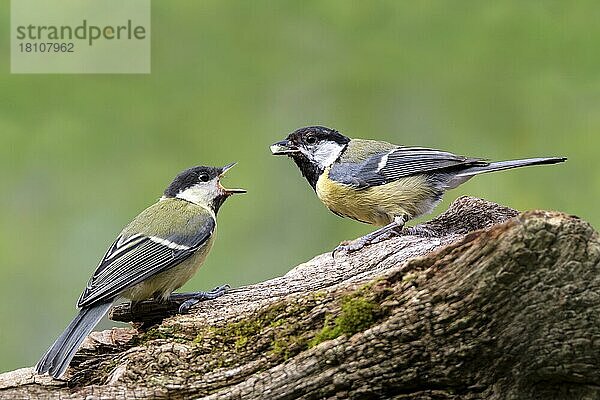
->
<box><xmin>35</xmin><ymin>302</ymin><xmax>112</xmax><ymax>378</ymax></box>
<box><xmin>457</xmin><ymin>157</ymin><xmax>567</xmax><ymax>177</ymax></box>
<box><xmin>444</xmin><ymin>157</ymin><xmax>566</xmax><ymax>189</ymax></box>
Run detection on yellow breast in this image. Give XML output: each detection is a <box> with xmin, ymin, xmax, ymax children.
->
<box><xmin>315</xmin><ymin>167</ymin><xmax>437</xmax><ymax>226</ymax></box>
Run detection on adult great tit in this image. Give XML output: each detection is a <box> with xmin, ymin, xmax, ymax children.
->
<box><xmin>271</xmin><ymin>126</ymin><xmax>566</xmax><ymax>253</ymax></box>
<box><xmin>36</xmin><ymin>163</ymin><xmax>245</xmax><ymax>379</ymax></box>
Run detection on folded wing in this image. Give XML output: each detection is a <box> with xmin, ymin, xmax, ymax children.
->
<box><xmin>77</xmin><ymin>214</ymin><xmax>215</xmax><ymax>308</ymax></box>
<box><xmin>331</xmin><ymin>146</ymin><xmax>487</xmax><ymax>188</ymax></box>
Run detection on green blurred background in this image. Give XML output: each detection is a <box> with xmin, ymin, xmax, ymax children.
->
<box><xmin>0</xmin><ymin>1</ymin><xmax>597</xmax><ymax>373</ymax></box>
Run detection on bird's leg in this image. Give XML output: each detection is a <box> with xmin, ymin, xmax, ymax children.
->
<box><xmin>170</xmin><ymin>284</ymin><xmax>230</xmax><ymax>314</ymax></box>
<box><xmin>333</xmin><ymin>215</ymin><xmax>407</xmax><ymax>256</ymax></box>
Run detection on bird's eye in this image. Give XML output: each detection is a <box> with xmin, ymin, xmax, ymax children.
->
<box><xmin>198</xmin><ymin>173</ymin><xmax>210</xmax><ymax>182</ymax></box>
<box><xmin>306</xmin><ymin>135</ymin><xmax>317</xmax><ymax>145</ymax></box>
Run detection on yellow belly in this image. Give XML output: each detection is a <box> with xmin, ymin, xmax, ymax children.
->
<box><xmin>121</xmin><ymin>236</ymin><xmax>214</xmax><ymax>302</ymax></box>
<box><xmin>316</xmin><ymin>168</ymin><xmax>438</xmax><ymax>226</ymax></box>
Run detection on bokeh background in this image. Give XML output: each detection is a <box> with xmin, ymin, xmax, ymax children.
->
<box><xmin>0</xmin><ymin>1</ymin><xmax>598</xmax><ymax>373</ymax></box>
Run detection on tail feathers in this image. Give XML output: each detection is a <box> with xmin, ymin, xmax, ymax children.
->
<box><xmin>35</xmin><ymin>302</ymin><xmax>112</xmax><ymax>378</ymax></box>
<box><xmin>456</xmin><ymin>157</ymin><xmax>567</xmax><ymax>178</ymax></box>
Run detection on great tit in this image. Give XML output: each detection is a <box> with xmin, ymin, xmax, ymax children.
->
<box><xmin>271</xmin><ymin>126</ymin><xmax>566</xmax><ymax>253</ymax></box>
<box><xmin>35</xmin><ymin>163</ymin><xmax>245</xmax><ymax>379</ymax></box>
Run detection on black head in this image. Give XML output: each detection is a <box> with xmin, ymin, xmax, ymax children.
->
<box><xmin>283</xmin><ymin>126</ymin><xmax>350</xmax><ymax>149</ymax></box>
<box><xmin>270</xmin><ymin>126</ymin><xmax>350</xmax><ymax>189</ymax></box>
<box><xmin>164</xmin><ymin>163</ymin><xmax>246</xmax><ymax>212</ymax></box>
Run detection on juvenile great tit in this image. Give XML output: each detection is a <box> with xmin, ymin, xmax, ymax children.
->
<box><xmin>36</xmin><ymin>163</ymin><xmax>245</xmax><ymax>379</ymax></box>
<box><xmin>271</xmin><ymin>126</ymin><xmax>566</xmax><ymax>253</ymax></box>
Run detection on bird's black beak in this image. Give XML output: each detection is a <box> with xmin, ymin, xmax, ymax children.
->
<box><xmin>218</xmin><ymin>162</ymin><xmax>246</xmax><ymax>195</ymax></box>
<box><xmin>270</xmin><ymin>140</ymin><xmax>300</xmax><ymax>155</ymax></box>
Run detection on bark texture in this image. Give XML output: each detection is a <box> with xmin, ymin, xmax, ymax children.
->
<box><xmin>1</xmin><ymin>196</ymin><xmax>598</xmax><ymax>400</ymax></box>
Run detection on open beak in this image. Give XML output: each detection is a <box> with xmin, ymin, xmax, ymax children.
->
<box><xmin>270</xmin><ymin>140</ymin><xmax>300</xmax><ymax>155</ymax></box>
<box><xmin>218</xmin><ymin>162</ymin><xmax>246</xmax><ymax>195</ymax></box>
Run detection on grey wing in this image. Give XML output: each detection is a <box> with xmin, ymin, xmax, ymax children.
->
<box><xmin>77</xmin><ymin>216</ymin><xmax>215</xmax><ymax>308</ymax></box>
<box><xmin>330</xmin><ymin>146</ymin><xmax>487</xmax><ymax>188</ymax></box>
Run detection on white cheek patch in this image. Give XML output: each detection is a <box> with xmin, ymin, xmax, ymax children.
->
<box><xmin>310</xmin><ymin>141</ymin><xmax>345</xmax><ymax>168</ymax></box>
<box><xmin>176</xmin><ymin>181</ymin><xmax>219</xmax><ymax>211</ymax></box>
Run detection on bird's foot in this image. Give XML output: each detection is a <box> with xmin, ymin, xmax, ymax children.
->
<box><xmin>173</xmin><ymin>284</ymin><xmax>230</xmax><ymax>314</ymax></box>
<box><xmin>332</xmin><ymin>237</ymin><xmax>372</xmax><ymax>257</ymax></box>
<box><xmin>370</xmin><ymin>229</ymin><xmax>402</xmax><ymax>244</ymax></box>
<box><xmin>333</xmin><ymin>229</ymin><xmax>404</xmax><ymax>257</ymax></box>
<box><xmin>332</xmin><ymin>216</ymin><xmax>410</xmax><ymax>257</ymax></box>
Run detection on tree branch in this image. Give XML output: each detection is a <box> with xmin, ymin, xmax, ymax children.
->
<box><xmin>1</xmin><ymin>196</ymin><xmax>598</xmax><ymax>400</ymax></box>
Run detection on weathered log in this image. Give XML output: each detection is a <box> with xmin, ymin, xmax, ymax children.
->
<box><xmin>1</xmin><ymin>196</ymin><xmax>598</xmax><ymax>400</ymax></box>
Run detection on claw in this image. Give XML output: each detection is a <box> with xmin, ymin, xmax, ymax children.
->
<box><xmin>332</xmin><ymin>238</ymin><xmax>369</xmax><ymax>258</ymax></box>
<box><xmin>331</xmin><ymin>216</ymin><xmax>411</xmax><ymax>258</ymax></box>
<box><xmin>178</xmin><ymin>299</ymin><xmax>198</xmax><ymax>314</ymax></box>
<box><xmin>175</xmin><ymin>284</ymin><xmax>230</xmax><ymax>314</ymax></box>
